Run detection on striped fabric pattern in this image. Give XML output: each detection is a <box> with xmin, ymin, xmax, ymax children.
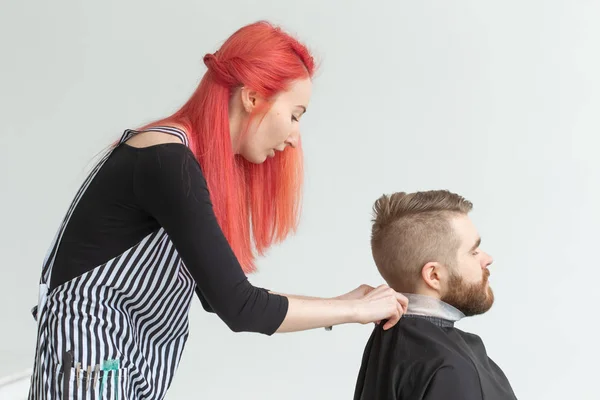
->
<box><xmin>29</xmin><ymin>127</ymin><xmax>196</xmax><ymax>400</ymax></box>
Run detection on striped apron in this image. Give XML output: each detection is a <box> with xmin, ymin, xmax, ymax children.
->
<box><xmin>28</xmin><ymin>127</ymin><xmax>196</xmax><ymax>400</ymax></box>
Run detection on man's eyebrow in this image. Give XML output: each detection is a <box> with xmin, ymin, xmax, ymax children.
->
<box><xmin>469</xmin><ymin>237</ymin><xmax>481</xmax><ymax>252</ymax></box>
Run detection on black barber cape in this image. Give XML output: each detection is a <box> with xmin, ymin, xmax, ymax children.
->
<box><xmin>353</xmin><ymin>314</ymin><xmax>518</xmax><ymax>400</ymax></box>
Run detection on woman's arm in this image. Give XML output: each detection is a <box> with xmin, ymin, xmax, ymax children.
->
<box><xmin>269</xmin><ymin>284</ymin><xmax>377</xmax><ymax>301</ymax></box>
<box><xmin>134</xmin><ymin>144</ymin><xmax>407</xmax><ymax>334</ymax></box>
<box><xmin>276</xmin><ymin>297</ymin><xmax>354</xmax><ymax>332</ymax></box>
<box><xmin>270</xmin><ymin>284</ymin><xmax>407</xmax><ymax>332</ymax></box>
<box><xmin>267</xmin><ymin>292</ymin><xmax>328</xmax><ymax>301</ymax></box>
<box><xmin>276</xmin><ymin>284</ymin><xmax>407</xmax><ymax>332</ymax></box>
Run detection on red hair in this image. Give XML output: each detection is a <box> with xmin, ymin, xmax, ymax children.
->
<box><xmin>140</xmin><ymin>21</ymin><xmax>315</xmax><ymax>273</ymax></box>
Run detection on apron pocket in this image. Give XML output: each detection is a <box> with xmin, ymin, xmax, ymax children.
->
<box><xmin>55</xmin><ymin>364</ymin><xmax>130</xmax><ymax>400</ymax></box>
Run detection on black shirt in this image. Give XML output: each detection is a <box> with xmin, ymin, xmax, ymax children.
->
<box><xmin>49</xmin><ymin>142</ymin><xmax>288</xmax><ymax>335</ymax></box>
<box><xmin>354</xmin><ymin>315</ymin><xmax>518</xmax><ymax>400</ymax></box>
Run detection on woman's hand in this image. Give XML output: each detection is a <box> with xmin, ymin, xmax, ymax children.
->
<box><xmin>334</xmin><ymin>284</ymin><xmax>376</xmax><ymax>301</ymax></box>
<box><xmin>350</xmin><ymin>284</ymin><xmax>409</xmax><ymax>330</ymax></box>
<box><xmin>273</xmin><ymin>284</ymin><xmax>408</xmax><ymax>333</ymax></box>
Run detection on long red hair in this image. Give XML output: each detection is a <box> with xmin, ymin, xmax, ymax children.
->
<box><xmin>140</xmin><ymin>21</ymin><xmax>315</xmax><ymax>273</ymax></box>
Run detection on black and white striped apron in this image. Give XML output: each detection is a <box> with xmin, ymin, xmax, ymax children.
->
<box><xmin>28</xmin><ymin>127</ymin><xmax>196</xmax><ymax>400</ymax></box>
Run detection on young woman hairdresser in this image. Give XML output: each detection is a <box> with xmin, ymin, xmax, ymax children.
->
<box><xmin>28</xmin><ymin>21</ymin><xmax>408</xmax><ymax>399</ymax></box>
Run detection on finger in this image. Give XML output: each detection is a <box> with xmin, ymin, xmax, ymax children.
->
<box><xmin>352</xmin><ymin>284</ymin><xmax>373</xmax><ymax>299</ymax></box>
<box><xmin>371</xmin><ymin>284</ymin><xmax>389</xmax><ymax>295</ymax></box>
<box><xmin>396</xmin><ymin>292</ymin><xmax>409</xmax><ymax>312</ymax></box>
<box><xmin>393</xmin><ymin>301</ymin><xmax>405</xmax><ymax>328</ymax></box>
<box><xmin>347</xmin><ymin>284</ymin><xmax>376</xmax><ymax>301</ymax></box>
<box><xmin>389</xmin><ymin>298</ymin><xmax>406</xmax><ymax>329</ymax></box>
<box><xmin>397</xmin><ymin>301</ymin><xmax>405</xmax><ymax>319</ymax></box>
<box><xmin>370</xmin><ymin>287</ymin><xmax>395</xmax><ymax>301</ymax></box>
<box><xmin>360</xmin><ymin>284</ymin><xmax>376</xmax><ymax>295</ymax></box>
<box><xmin>363</xmin><ymin>286</ymin><xmax>384</xmax><ymax>300</ymax></box>
<box><xmin>383</xmin><ymin>316</ymin><xmax>398</xmax><ymax>330</ymax></box>
<box><xmin>383</xmin><ymin>305</ymin><xmax>400</xmax><ymax>330</ymax></box>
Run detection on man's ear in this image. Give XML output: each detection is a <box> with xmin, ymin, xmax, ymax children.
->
<box><xmin>421</xmin><ymin>261</ymin><xmax>444</xmax><ymax>291</ymax></box>
<box><xmin>240</xmin><ymin>86</ymin><xmax>259</xmax><ymax>113</ymax></box>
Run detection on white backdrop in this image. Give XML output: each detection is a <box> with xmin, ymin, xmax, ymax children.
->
<box><xmin>1</xmin><ymin>1</ymin><xmax>598</xmax><ymax>399</ymax></box>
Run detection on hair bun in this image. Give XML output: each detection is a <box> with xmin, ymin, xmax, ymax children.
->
<box><xmin>202</xmin><ymin>52</ymin><xmax>235</xmax><ymax>86</ymax></box>
<box><xmin>203</xmin><ymin>53</ymin><xmax>217</xmax><ymax>68</ymax></box>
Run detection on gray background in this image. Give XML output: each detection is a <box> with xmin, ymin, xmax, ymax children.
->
<box><xmin>1</xmin><ymin>1</ymin><xmax>597</xmax><ymax>399</ymax></box>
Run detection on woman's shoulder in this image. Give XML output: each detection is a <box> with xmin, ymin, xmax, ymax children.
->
<box><xmin>130</xmin><ymin>134</ymin><xmax>209</xmax><ymax>207</ymax></box>
<box><xmin>127</xmin><ymin>132</ymin><xmax>203</xmax><ymax>181</ymax></box>
<box><xmin>124</xmin><ymin>124</ymin><xmax>189</xmax><ymax>148</ymax></box>
<box><xmin>122</xmin><ymin>125</ymin><xmax>195</xmax><ymax>161</ymax></box>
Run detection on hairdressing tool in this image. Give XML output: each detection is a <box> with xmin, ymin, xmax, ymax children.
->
<box><xmin>62</xmin><ymin>350</ymin><xmax>73</xmax><ymax>400</ymax></box>
<box><xmin>115</xmin><ymin>359</ymin><xmax>120</xmax><ymax>400</ymax></box>
<box><xmin>99</xmin><ymin>358</ymin><xmax>120</xmax><ymax>398</ymax></box>
<box><xmin>94</xmin><ymin>364</ymin><xmax>100</xmax><ymax>390</ymax></box>
<box><xmin>99</xmin><ymin>362</ymin><xmax>107</xmax><ymax>397</ymax></box>
<box><xmin>86</xmin><ymin>365</ymin><xmax>91</xmax><ymax>391</ymax></box>
<box><xmin>75</xmin><ymin>362</ymin><xmax>81</xmax><ymax>390</ymax></box>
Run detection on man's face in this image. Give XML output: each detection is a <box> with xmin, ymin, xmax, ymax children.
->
<box><xmin>441</xmin><ymin>214</ymin><xmax>495</xmax><ymax>316</ymax></box>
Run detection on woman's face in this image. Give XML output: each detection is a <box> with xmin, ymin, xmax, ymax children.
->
<box><xmin>235</xmin><ymin>78</ymin><xmax>312</xmax><ymax>164</ymax></box>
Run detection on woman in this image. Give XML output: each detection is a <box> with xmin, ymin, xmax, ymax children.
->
<box><xmin>28</xmin><ymin>21</ymin><xmax>408</xmax><ymax>399</ymax></box>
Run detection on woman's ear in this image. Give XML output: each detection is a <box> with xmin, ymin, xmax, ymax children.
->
<box><xmin>240</xmin><ymin>87</ymin><xmax>259</xmax><ymax>113</ymax></box>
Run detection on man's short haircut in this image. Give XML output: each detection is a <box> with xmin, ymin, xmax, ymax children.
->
<box><xmin>370</xmin><ymin>190</ymin><xmax>473</xmax><ymax>292</ymax></box>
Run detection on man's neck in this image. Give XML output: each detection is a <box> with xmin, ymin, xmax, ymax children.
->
<box><xmin>403</xmin><ymin>293</ymin><xmax>465</xmax><ymax>324</ymax></box>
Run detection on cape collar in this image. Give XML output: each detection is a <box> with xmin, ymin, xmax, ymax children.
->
<box><xmin>402</xmin><ymin>293</ymin><xmax>465</xmax><ymax>325</ymax></box>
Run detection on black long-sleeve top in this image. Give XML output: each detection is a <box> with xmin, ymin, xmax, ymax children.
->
<box><xmin>49</xmin><ymin>142</ymin><xmax>288</xmax><ymax>335</ymax></box>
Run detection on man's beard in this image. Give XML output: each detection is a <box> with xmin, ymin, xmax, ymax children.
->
<box><xmin>442</xmin><ymin>268</ymin><xmax>494</xmax><ymax>316</ymax></box>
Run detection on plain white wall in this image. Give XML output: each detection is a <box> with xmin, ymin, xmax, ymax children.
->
<box><xmin>1</xmin><ymin>1</ymin><xmax>598</xmax><ymax>399</ymax></box>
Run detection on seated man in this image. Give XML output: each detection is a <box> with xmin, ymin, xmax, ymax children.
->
<box><xmin>353</xmin><ymin>190</ymin><xmax>517</xmax><ymax>400</ymax></box>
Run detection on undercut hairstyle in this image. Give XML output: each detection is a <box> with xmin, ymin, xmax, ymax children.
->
<box><xmin>370</xmin><ymin>190</ymin><xmax>473</xmax><ymax>292</ymax></box>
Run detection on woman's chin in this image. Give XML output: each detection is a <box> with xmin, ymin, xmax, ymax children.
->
<box><xmin>241</xmin><ymin>153</ymin><xmax>268</xmax><ymax>164</ymax></box>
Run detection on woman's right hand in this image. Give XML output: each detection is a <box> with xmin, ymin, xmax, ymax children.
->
<box><xmin>351</xmin><ymin>284</ymin><xmax>408</xmax><ymax>330</ymax></box>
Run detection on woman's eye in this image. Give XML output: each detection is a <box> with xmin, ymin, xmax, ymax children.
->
<box><xmin>292</xmin><ymin>115</ymin><xmax>299</xmax><ymax>122</ymax></box>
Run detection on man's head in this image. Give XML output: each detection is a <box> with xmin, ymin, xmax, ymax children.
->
<box><xmin>370</xmin><ymin>190</ymin><xmax>494</xmax><ymax>316</ymax></box>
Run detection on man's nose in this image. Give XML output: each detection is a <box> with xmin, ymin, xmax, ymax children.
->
<box><xmin>484</xmin><ymin>252</ymin><xmax>493</xmax><ymax>267</ymax></box>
